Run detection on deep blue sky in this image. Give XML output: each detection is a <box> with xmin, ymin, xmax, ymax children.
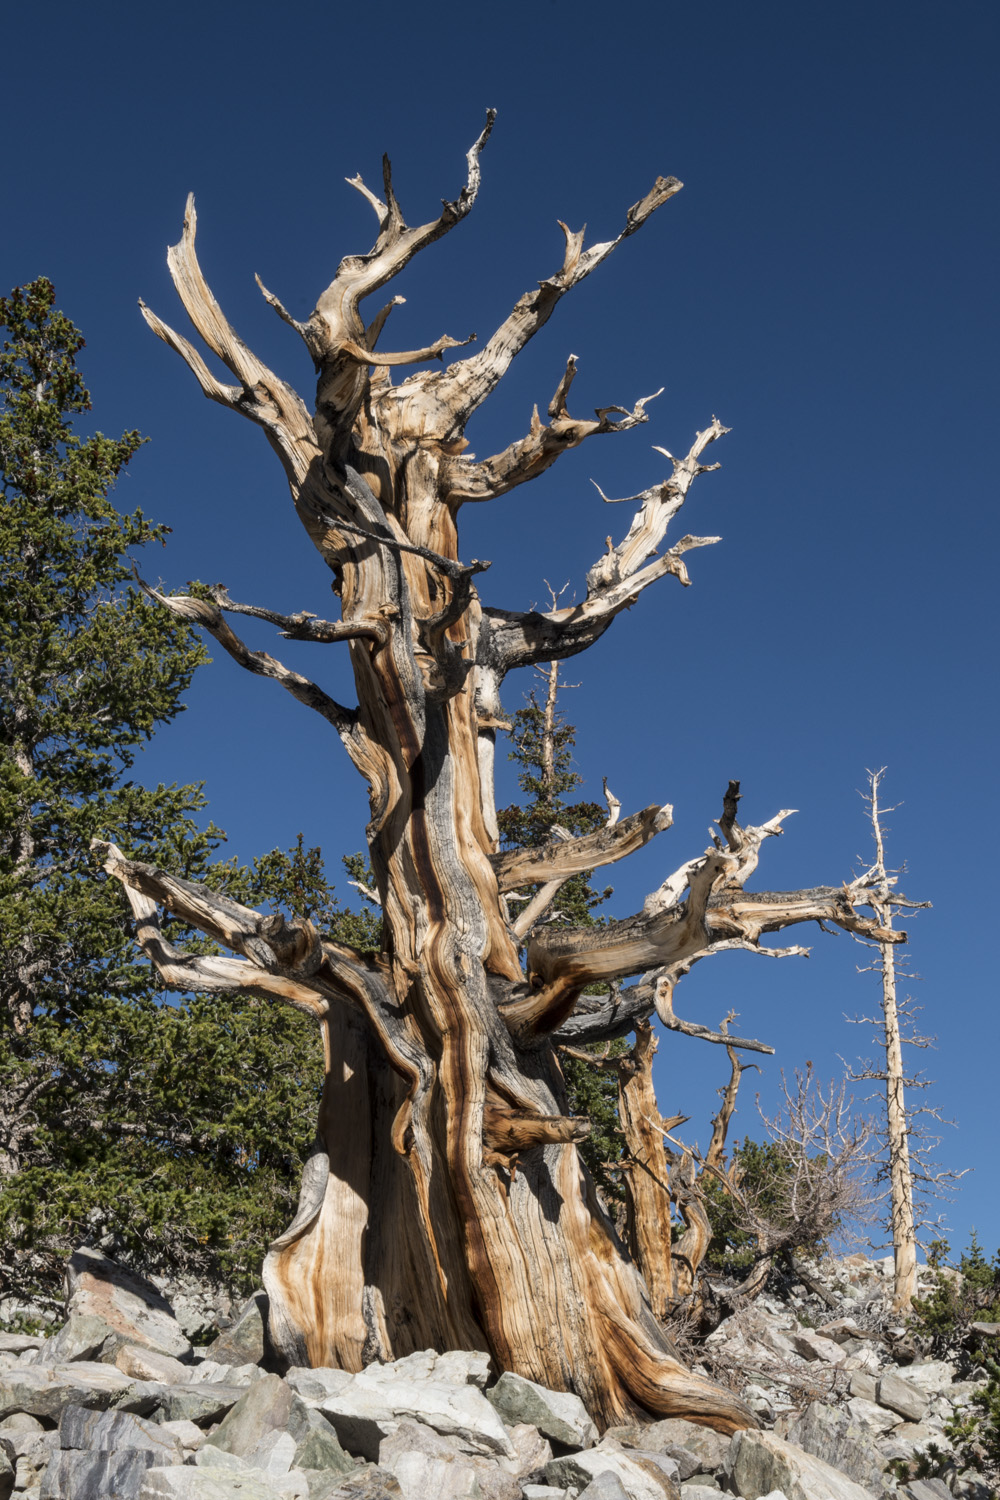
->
<box><xmin>5</xmin><ymin>1</ymin><xmax>997</xmax><ymax>1254</ymax></box>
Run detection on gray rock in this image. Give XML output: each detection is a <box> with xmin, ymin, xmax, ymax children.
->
<box><xmin>724</xmin><ymin>1429</ymin><xmax>878</xmax><ymax>1500</ymax></box>
<box><xmin>46</xmin><ymin>1314</ymin><xmax>118</xmax><ymax>1364</ymax></box>
<box><xmin>0</xmin><ymin>1335</ymin><xmax>43</xmax><ymax>1356</ymax></box>
<box><xmin>845</xmin><ymin>1398</ymin><xmax>898</xmax><ymax>1434</ymax></box>
<box><xmin>521</xmin><ymin>1487</ymin><xmax>571</xmax><ymax>1499</ymax></box>
<box><xmin>205</xmin><ymin>1373</ymin><xmax>354</xmax><ymax>1478</ymax></box>
<box><xmin>298</xmin><ymin>1465</ymin><xmax>402</xmax><ymax>1499</ymax></box>
<box><xmin>41</xmin><ymin>1446</ymin><xmax>159</xmax><ymax>1499</ymax></box>
<box><xmin>160</xmin><ymin>1419</ymin><xmax>205</xmax><ymax>1451</ymax></box>
<box><xmin>577</xmin><ymin>1476</ymin><xmax>631</xmax><ymax>1500</ymax></box>
<box><xmin>0</xmin><ymin>1445</ymin><xmax>10</xmax><ymax>1500</ymax></box>
<box><xmin>116</xmin><ymin>1346</ymin><xmax>192</xmax><ymax>1385</ymax></box>
<box><xmin>64</xmin><ymin>1250</ymin><xmax>191</xmax><ymax>1362</ymax></box>
<box><xmin>788</xmin><ymin>1331</ymin><xmax>846</xmax><ymax>1365</ymax></box>
<box><xmin>876</xmin><ymin>1420</ymin><xmax>949</xmax><ymax>1463</ymax></box>
<box><xmin>0</xmin><ymin>1410</ymin><xmax>44</xmax><ymax>1433</ymax></box>
<box><xmin>153</xmin><ymin>1383</ymin><xmax>247</xmax><ymax>1426</ymax></box>
<box><xmin>897</xmin><ymin>1362</ymin><xmax>956</xmax><ymax>1395</ymax></box>
<box><xmin>603</xmin><ymin>1420</ymin><xmax>729</xmax><ymax>1474</ymax></box>
<box><xmin>431</xmin><ymin>1352</ymin><xmax>492</xmax><ymax>1390</ymax></box>
<box><xmin>286</xmin><ymin>1369</ymin><xmax>355</xmax><ymax>1403</ymax></box>
<box><xmin>848</xmin><ymin>1372</ymin><xmax>878</xmax><ymax>1403</ymax></box>
<box><xmin>900</xmin><ymin>1483</ymin><xmax>953</xmax><ymax>1500</ymax></box>
<box><xmin>187</xmin><ymin>1359</ymin><xmax>261</xmax><ymax>1387</ymax></box>
<box><xmin>378</xmin><ymin>1420</ymin><xmax>519</xmax><ymax>1500</ymax></box>
<box><xmin>875</xmin><ymin>1371</ymin><xmax>928</xmax><ymax>1423</ymax></box>
<box><xmin>59</xmin><ymin>1405</ymin><xmax>185</xmax><ymax>1460</ymax></box>
<box><xmin>322</xmin><ymin>1373</ymin><xmax>514</xmax><ymax>1461</ymax></box>
<box><xmin>0</xmin><ymin>1362</ymin><xmax>134</xmax><ymax>1423</ymax></box>
<box><xmin>502</xmin><ymin>1421</ymin><xmax>551</xmax><ymax>1478</ymax></box>
<box><xmin>201</xmin><ymin>1295</ymin><xmax>268</xmax><ymax>1368</ymax></box>
<box><xmin>486</xmin><ymin>1372</ymin><xmax>597</xmax><ymax>1449</ymax></box>
<box><xmin>679</xmin><ymin>1487</ymin><xmax>722</xmax><ymax>1500</ymax></box>
<box><xmin>139</xmin><ymin>1466</ymin><xmax>286</xmax><ymax>1498</ymax></box>
<box><xmin>783</xmin><ymin>1401</ymin><xmax>891</xmax><ymax>1496</ymax></box>
<box><xmin>545</xmin><ymin>1447</ymin><xmax>680</xmax><ymax>1499</ymax></box>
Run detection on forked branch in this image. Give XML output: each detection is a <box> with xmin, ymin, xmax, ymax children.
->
<box><xmin>491</xmin><ymin>802</ymin><xmax>673</xmax><ymax>892</ymax></box>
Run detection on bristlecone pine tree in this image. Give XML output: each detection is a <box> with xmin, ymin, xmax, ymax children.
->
<box><xmin>99</xmin><ymin>118</ymin><xmax>908</xmax><ymax>1431</ymax></box>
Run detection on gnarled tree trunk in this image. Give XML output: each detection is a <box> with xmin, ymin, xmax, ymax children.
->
<box><xmin>97</xmin><ymin>119</ymin><xmax>906</xmax><ymax>1432</ymax></box>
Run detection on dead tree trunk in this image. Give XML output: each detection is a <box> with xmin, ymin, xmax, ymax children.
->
<box><xmin>97</xmin><ymin>120</ymin><xmax>907</xmax><ymax>1432</ymax></box>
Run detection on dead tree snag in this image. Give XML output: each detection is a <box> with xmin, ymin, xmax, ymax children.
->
<box><xmin>99</xmin><ymin>119</ymin><xmax>909</xmax><ymax>1433</ymax></box>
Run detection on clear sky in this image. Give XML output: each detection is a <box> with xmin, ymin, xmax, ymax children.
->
<box><xmin>4</xmin><ymin>0</ymin><xmax>997</xmax><ymax>1254</ymax></box>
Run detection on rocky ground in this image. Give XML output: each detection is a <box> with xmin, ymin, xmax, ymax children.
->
<box><xmin>0</xmin><ymin>1246</ymin><xmax>996</xmax><ymax>1500</ymax></box>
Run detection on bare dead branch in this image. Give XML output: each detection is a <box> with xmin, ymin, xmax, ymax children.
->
<box><xmin>492</xmin><ymin>802</ymin><xmax>673</xmax><ymax>892</ymax></box>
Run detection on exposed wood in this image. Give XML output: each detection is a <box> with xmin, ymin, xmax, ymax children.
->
<box><xmin>107</xmin><ymin>122</ymin><xmax>915</xmax><ymax>1435</ymax></box>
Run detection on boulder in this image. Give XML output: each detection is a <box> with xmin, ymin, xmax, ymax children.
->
<box><xmin>875</xmin><ymin>1371</ymin><xmax>929</xmax><ymax>1423</ymax></box>
<box><xmin>486</xmin><ymin>1371</ymin><xmax>597</xmax><ymax>1449</ymax></box>
<box><xmin>0</xmin><ymin>1446</ymin><xmax>10</xmax><ymax>1500</ymax></box>
<box><xmin>0</xmin><ymin>1361</ymin><xmax>134</xmax><ymax>1423</ymax></box>
<box><xmin>64</xmin><ymin>1248</ymin><xmax>191</xmax><ymax>1362</ymax></box>
<box><xmin>545</xmin><ymin>1446</ymin><xmax>680</xmax><ymax>1499</ymax></box>
<box><xmin>41</xmin><ymin>1446</ymin><xmax>160</xmax><ymax>1499</ymax></box>
<box><xmin>724</xmin><ymin>1429</ymin><xmax>879</xmax><ymax>1500</ymax></box>
<box><xmin>139</xmin><ymin>1466</ymin><xmax>287</xmax><ymax>1498</ymax></box>
<box><xmin>379</xmin><ymin>1419</ymin><xmax>521</xmax><ymax>1500</ymax></box>
<box><xmin>788</xmin><ymin>1331</ymin><xmax>846</xmax><ymax>1365</ymax></box>
<box><xmin>0</xmin><ymin>1334</ymin><xmax>43</xmax><ymax>1356</ymax></box>
<box><xmin>849</xmin><ymin>1372</ymin><xmax>878</xmax><ymax>1403</ymax></box>
<box><xmin>204</xmin><ymin>1373</ymin><xmax>354</xmax><ymax>1479</ymax></box>
<box><xmin>845</xmin><ymin>1397</ymin><xmax>899</xmax><ymax>1434</ymax></box>
<box><xmin>153</xmin><ymin>1383</ymin><xmax>247</xmax><ymax>1426</ymax></box>
<box><xmin>782</xmin><ymin>1402</ymin><xmax>890</xmax><ymax>1497</ymax></box>
<box><xmin>900</xmin><ymin>1484</ymin><xmax>953</xmax><ymax>1500</ymax></box>
<box><xmin>603</xmin><ymin>1419</ymin><xmax>729</xmax><ymax>1474</ymax></box>
<box><xmin>60</xmin><ymin>1404</ymin><xmax>185</xmax><ymax>1461</ymax></box>
<box><xmin>322</xmin><ymin>1373</ymin><xmax>514</xmax><ymax>1462</ymax></box>
<box><xmin>298</xmin><ymin>1466</ymin><xmax>402</xmax><ymax>1499</ymax></box>
<box><xmin>201</xmin><ymin>1294</ymin><xmax>268</xmax><ymax>1368</ymax></box>
<box><xmin>897</xmin><ymin>1362</ymin><xmax>956</xmax><ymax>1395</ymax></box>
<box><xmin>576</xmin><ymin>1476</ymin><xmax>631</xmax><ymax>1500</ymax></box>
<box><xmin>876</xmin><ymin>1420</ymin><xmax>949</xmax><ymax>1463</ymax></box>
<box><xmin>503</xmin><ymin>1421</ymin><xmax>552</xmax><ymax>1477</ymax></box>
<box><xmin>116</xmin><ymin>1346</ymin><xmax>191</xmax><ymax>1384</ymax></box>
<box><xmin>286</xmin><ymin>1368</ymin><xmax>355</xmax><ymax>1403</ymax></box>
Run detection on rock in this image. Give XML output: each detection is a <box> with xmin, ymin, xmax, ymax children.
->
<box><xmin>286</xmin><ymin>1368</ymin><xmax>355</xmax><ymax>1403</ymax></box>
<box><xmin>679</xmin><ymin>1487</ymin><xmax>722</xmax><ymax>1500</ymax></box>
<box><xmin>116</xmin><ymin>1347</ymin><xmax>192</xmax><ymax>1384</ymax></box>
<box><xmin>875</xmin><ymin>1371</ymin><xmax>929</xmax><ymax>1423</ymax></box>
<box><xmin>898</xmin><ymin>1362</ymin><xmax>956</xmax><ymax>1395</ymax></box>
<box><xmin>969</xmin><ymin>1321</ymin><xmax>1000</xmax><ymax>1338</ymax></box>
<box><xmin>724</xmin><ymin>1429</ymin><xmax>878</xmax><ymax>1500</ymax></box>
<box><xmin>503</xmin><ymin>1421</ymin><xmax>551</xmax><ymax>1477</ymax></box>
<box><xmin>139</xmin><ymin>1467</ymin><xmax>286</xmax><ymax>1498</ymax></box>
<box><xmin>845</xmin><ymin>1398</ymin><xmax>899</xmax><ymax>1434</ymax></box>
<box><xmin>577</xmin><ymin>1476</ymin><xmax>631</xmax><ymax>1500</ymax></box>
<box><xmin>299</xmin><ymin>1466</ymin><xmax>402</xmax><ymax>1500</ymax></box>
<box><xmin>545</xmin><ymin>1447</ymin><xmax>680</xmax><ymax>1499</ymax></box>
<box><xmin>876</xmin><ymin>1420</ymin><xmax>949</xmax><ymax>1463</ymax></box>
<box><xmin>201</xmin><ymin>1295</ymin><xmax>268</xmax><ymax>1368</ymax></box>
<box><xmin>64</xmin><ymin>1249</ymin><xmax>192</xmax><ymax>1362</ymax></box>
<box><xmin>379</xmin><ymin>1419</ymin><xmax>520</xmax><ymax>1500</ymax></box>
<box><xmin>153</xmin><ymin>1383</ymin><xmax>247</xmax><ymax>1426</ymax></box>
<box><xmin>522</xmin><ymin>1486</ymin><xmax>574</xmax><ymax>1500</ymax></box>
<box><xmin>41</xmin><ymin>1446</ymin><xmax>160</xmax><ymax>1499</ymax></box>
<box><xmin>431</xmin><ymin>1352</ymin><xmax>492</xmax><ymax>1390</ymax></box>
<box><xmin>47</xmin><ymin>1314</ymin><xmax>122</xmax><ymax>1364</ymax></box>
<box><xmin>0</xmin><ymin>1410</ymin><xmax>44</xmax><ymax>1433</ymax></box>
<box><xmin>160</xmin><ymin>1419</ymin><xmax>205</xmax><ymax>1451</ymax></box>
<box><xmin>849</xmin><ymin>1372</ymin><xmax>878</xmax><ymax>1403</ymax></box>
<box><xmin>603</xmin><ymin>1419</ymin><xmax>729</xmax><ymax>1474</ymax></box>
<box><xmin>205</xmin><ymin>1374</ymin><xmax>354</xmax><ymax>1479</ymax></box>
<box><xmin>782</xmin><ymin>1402</ymin><xmax>890</xmax><ymax>1497</ymax></box>
<box><xmin>0</xmin><ymin>1335</ymin><xmax>44</xmax><ymax>1356</ymax></box>
<box><xmin>60</xmin><ymin>1404</ymin><xmax>185</xmax><ymax>1460</ymax></box>
<box><xmin>788</xmin><ymin>1331</ymin><xmax>846</xmax><ymax>1365</ymax></box>
<box><xmin>900</xmin><ymin>1484</ymin><xmax>953</xmax><ymax>1500</ymax></box>
<box><xmin>322</xmin><ymin>1373</ymin><xmax>514</xmax><ymax>1462</ymax></box>
<box><xmin>486</xmin><ymin>1371</ymin><xmax>597</xmax><ymax>1449</ymax></box>
<box><xmin>0</xmin><ymin>1446</ymin><xmax>10</xmax><ymax>1500</ymax></box>
<box><xmin>0</xmin><ymin>1362</ymin><xmax>134</xmax><ymax>1423</ymax></box>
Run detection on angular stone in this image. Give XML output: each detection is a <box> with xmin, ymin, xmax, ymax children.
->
<box><xmin>486</xmin><ymin>1371</ymin><xmax>597</xmax><ymax>1449</ymax></box>
<box><xmin>0</xmin><ymin>1410</ymin><xmax>44</xmax><ymax>1433</ymax></box>
<box><xmin>201</xmin><ymin>1295</ymin><xmax>268</xmax><ymax>1368</ymax></box>
<box><xmin>153</xmin><ymin>1384</ymin><xmax>247</xmax><ymax>1426</ymax></box>
<box><xmin>205</xmin><ymin>1373</ymin><xmax>353</xmax><ymax>1478</ymax></box>
<box><xmin>522</xmin><ymin>1487</ymin><xmax>573</xmax><ymax>1500</ymax></box>
<box><xmin>900</xmin><ymin>1483</ymin><xmax>953</xmax><ymax>1500</ymax></box>
<box><xmin>724</xmin><ymin>1429</ymin><xmax>878</xmax><ymax>1500</ymax></box>
<box><xmin>0</xmin><ymin>1335</ymin><xmax>43</xmax><ymax>1356</ymax></box>
<box><xmin>322</xmin><ymin>1375</ymin><xmax>514</xmax><ymax>1461</ymax></box>
<box><xmin>64</xmin><ymin>1249</ymin><xmax>191</xmax><ymax>1361</ymax></box>
<box><xmin>0</xmin><ymin>1362</ymin><xmax>134</xmax><ymax>1423</ymax></box>
<box><xmin>876</xmin><ymin>1371</ymin><xmax>929</xmax><ymax>1422</ymax></box>
<box><xmin>603</xmin><ymin>1419</ymin><xmax>729</xmax><ymax>1474</ymax></box>
<box><xmin>845</xmin><ymin>1397</ymin><xmax>899</xmax><ymax>1434</ymax></box>
<box><xmin>788</xmin><ymin>1331</ymin><xmax>846</xmax><ymax>1365</ymax></box>
<box><xmin>849</xmin><ymin>1372</ymin><xmax>878</xmax><ymax>1403</ymax></box>
<box><xmin>431</xmin><ymin>1352</ymin><xmax>492</xmax><ymax>1390</ymax></box>
<box><xmin>0</xmin><ymin>1446</ymin><xmax>10</xmax><ymax>1500</ymax></box>
<box><xmin>196</xmin><ymin>1445</ymin><xmax>309</xmax><ymax>1493</ymax></box>
<box><xmin>59</xmin><ymin>1404</ymin><xmax>184</xmax><ymax>1460</ymax></box>
<box><xmin>545</xmin><ymin>1447</ymin><xmax>680</xmax><ymax>1500</ymax></box>
<box><xmin>379</xmin><ymin>1420</ymin><xmax>519</xmax><ymax>1500</ymax></box>
<box><xmin>45</xmin><ymin>1315</ymin><xmax>119</xmax><ymax>1365</ymax></box>
<box><xmin>783</xmin><ymin>1402</ymin><xmax>890</xmax><ymax>1497</ymax></box>
<box><xmin>286</xmin><ymin>1368</ymin><xmax>355</xmax><ymax>1403</ymax></box>
<box><xmin>503</xmin><ymin>1422</ymin><xmax>552</xmax><ymax>1478</ymax></box>
<box><xmin>188</xmin><ymin>1359</ymin><xmax>261</xmax><ymax>1387</ymax></box>
<box><xmin>678</xmin><ymin>1487</ymin><xmax>722</xmax><ymax>1500</ymax></box>
<box><xmin>117</xmin><ymin>1346</ymin><xmax>191</xmax><ymax>1384</ymax></box>
<box><xmin>298</xmin><ymin>1465</ymin><xmax>402</xmax><ymax>1500</ymax></box>
<box><xmin>160</xmin><ymin>1419</ymin><xmax>206</xmax><ymax>1450</ymax></box>
<box><xmin>876</xmin><ymin>1420</ymin><xmax>949</xmax><ymax>1463</ymax></box>
<box><xmin>41</xmin><ymin>1446</ymin><xmax>159</xmax><ymax>1499</ymax></box>
<box><xmin>898</xmin><ymin>1362</ymin><xmax>956</xmax><ymax>1395</ymax></box>
<box><xmin>577</xmin><ymin>1476</ymin><xmax>630</xmax><ymax>1500</ymax></box>
<box><xmin>139</xmin><ymin>1466</ymin><xmax>286</xmax><ymax>1498</ymax></box>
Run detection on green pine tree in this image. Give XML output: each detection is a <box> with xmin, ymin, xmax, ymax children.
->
<box><xmin>0</xmin><ymin>280</ymin><xmax>373</xmax><ymax>1312</ymax></box>
<box><xmin>497</xmin><ymin>662</ymin><xmax>626</xmax><ymax>1202</ymax></box>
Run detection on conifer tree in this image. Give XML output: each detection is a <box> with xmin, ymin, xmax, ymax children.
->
<box><xmin>0</xmin><ymin>280</ymin><xmax>373</xmax><ymax>1309</ymax></box>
